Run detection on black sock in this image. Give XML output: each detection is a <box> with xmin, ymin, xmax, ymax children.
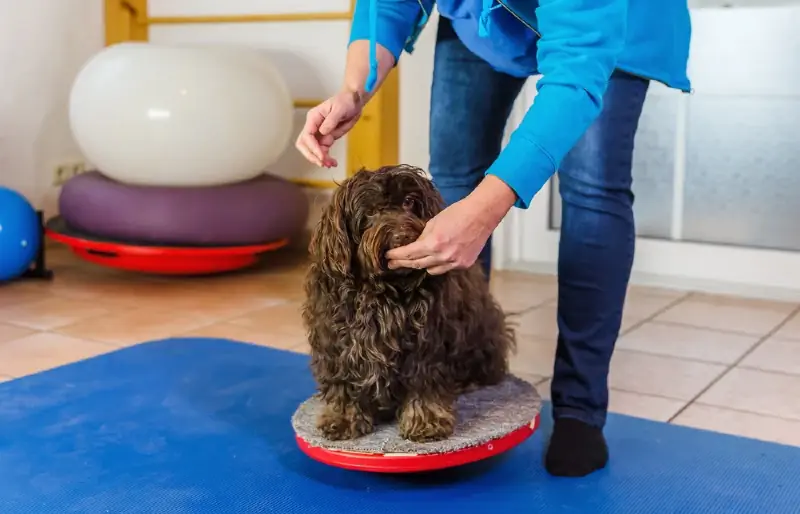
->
<box><xmin>544</xmin><ymin>417</ymin><xmax>608</xmax><ymax>477</ymax></box>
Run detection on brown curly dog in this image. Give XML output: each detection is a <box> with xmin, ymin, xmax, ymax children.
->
<box><xmin>301</xmin><ymin>165</ymin><xmax>515</xmax><ymax>443</ymax></box>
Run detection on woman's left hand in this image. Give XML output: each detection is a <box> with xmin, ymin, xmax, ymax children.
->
<box><xmin>386</xmin><ymin>176</ymin><xmax>517</xmax><ymax>275</ymax></box>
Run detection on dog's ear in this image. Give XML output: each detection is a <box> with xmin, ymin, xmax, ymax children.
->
<box><xmin>309</xmin><ymin>186</ymin><xmax>352</xmax><ymax>276</ymax></box>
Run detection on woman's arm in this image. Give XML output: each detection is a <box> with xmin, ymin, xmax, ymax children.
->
<box><xmin>347</xmin><ymin>0</ymin><xmax>433</xmax><ymax>97</ymax></box>
<box><xmin>483</xmin><ymin>0</ymin><xmax>628</xmax><ymax>208</ymax></box>
<box><xmin>341</xmin><ymin>41</ymin><xmax>396</xmax><ymax>103</ymax></box>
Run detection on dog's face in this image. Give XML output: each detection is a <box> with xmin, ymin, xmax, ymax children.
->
<box><xmin>309</xmin><ymin>165</ymin><xmax>444</xmax><ymax>278</ymax></box>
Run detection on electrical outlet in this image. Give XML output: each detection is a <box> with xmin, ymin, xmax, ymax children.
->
<box><xmin>53</xmin><ymin>161</ymin><xmax>86</xmax><ymax>186</ymax></box>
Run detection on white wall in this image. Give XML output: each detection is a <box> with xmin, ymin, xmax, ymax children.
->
<box><xmin>398</xmin><ymin>11</ymin><xmax>439</xmax><ymax>171</ymax></box>
<box><xmin>0</xmin><ymin>0</ymin><xmax>104</xmax><ymax>214</ymax></box>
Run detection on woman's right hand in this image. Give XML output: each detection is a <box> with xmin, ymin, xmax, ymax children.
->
<box><xmin>295</xmin><ymin>89</ymin><xmax>364</xmax><ymax>168</ymax></box>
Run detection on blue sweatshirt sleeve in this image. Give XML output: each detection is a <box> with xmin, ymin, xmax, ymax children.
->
<box><xmin>349</xmin><ymin>0</ymin><xmax>433</xmax><ymax>63</ymax></box>
<box><xmin>485</xmin><ymin>0</ymin><xmax>628</xmax><ymax>209</ymax></box>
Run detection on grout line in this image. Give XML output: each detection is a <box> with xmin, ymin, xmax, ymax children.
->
<box><xmin>612</xmin><ymin>347</ymin><xmax>736</xmax><ymax>368</ymax></box>
<box><xmin>689</xmin><ymin>401</ymin><xmax>800</xmax><ymax>424</ymax></box>
<box><xmin>618</xmin><ymin>292</ymin><xmax>692</xmax><ymax>337</ymax></box>
<box><xmin>647</xmin><ymin>318</ymin><xmax>791</xmax><ymax>338</ymax></box>
<box><xmin>735</xmin><ymin>365</ymin><xmax>800</xmax><ymax>380</ymax></box>
<box><xmin>667</xmin><ymin>303</ymin><xmax>800</xmax><ymax>424</ymax></box>
<box><xmin>503</xmin><ymin>296</ymin><xmax>558</xmax><ymax>318</ymax></box>
<box><xmin>533</xmin><ymin>376</ymin><xmax>697</xmax><ymax>406</ymax></box>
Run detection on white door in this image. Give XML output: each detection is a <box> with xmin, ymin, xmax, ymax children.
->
<box><xmin>494</xmin><ymin>5</ymin><xmax>800</xmax><ymax>301</ymax></box>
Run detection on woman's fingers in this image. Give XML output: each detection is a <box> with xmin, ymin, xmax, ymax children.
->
<box><xmin>331</xmin><ymin>115</ymin><xmax>360</xmax><ymax>139</ymax></box>
<box><xmin>426</xmin><ymin>264</ymin><xmax>454</xmax><ymax>275</ymax></box>
<box><xmin>295</xmin><ymin>95</ymin><xmax>359</xmax><ymax>167</ymax></box>
<box><xmin>295</xmin><ymin>132</ymin><xmax>323</xmax><ymax>166</ymax></box>
<box><xmin>387</xmin><ymin>255</ymin><xmax>443</xmax><ymax>270</ymax></box>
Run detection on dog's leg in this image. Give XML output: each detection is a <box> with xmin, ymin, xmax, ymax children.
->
<box><xmin>316</xmin><ymin>385</ymin><xmax>375</xmax><ymax>441</ymax></box>
<box><xmin>398</xmin><ymin>391</ymin><xmax>456</xmax><ymax>443</ymax></box>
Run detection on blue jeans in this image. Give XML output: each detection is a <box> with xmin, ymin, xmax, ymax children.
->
<box><xmin>430</xmin><ymin>18</ymin><xmax>649</xmax><ymax>428</ymax></box>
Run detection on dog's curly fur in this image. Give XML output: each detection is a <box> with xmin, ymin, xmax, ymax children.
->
<box><xmin>301</xmin><ymin>165</ymin><xmax>515</xmax><ymax>443</ymax></box>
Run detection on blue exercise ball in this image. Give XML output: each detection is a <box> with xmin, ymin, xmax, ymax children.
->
<box><xmin>0</xmin><ymin>187</ymin><xmax>40</xmax><ymax>282</ymax></box>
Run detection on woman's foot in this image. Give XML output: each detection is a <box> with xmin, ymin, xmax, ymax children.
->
<box><xmin>545</xmin><ymin>417</ymin><xmax>609</xmax><ymax>477</ymax></box>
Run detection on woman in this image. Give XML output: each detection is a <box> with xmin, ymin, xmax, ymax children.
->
<box><xmin>296</xmin><ymin>0</ymin><xmax>691</xmax><ymax>477</ymax></box>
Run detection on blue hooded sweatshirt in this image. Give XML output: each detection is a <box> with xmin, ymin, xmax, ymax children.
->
<box><xmin>349</xmin><ymin>0</ymin><xmax>691</xmax><ymax>209</ymax></box>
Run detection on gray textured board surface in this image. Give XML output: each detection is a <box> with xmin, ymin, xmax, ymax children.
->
<box><xmin>292</xmin><ymin>375</ymin><xmax>541</xmax><ymax>455</ymax></box>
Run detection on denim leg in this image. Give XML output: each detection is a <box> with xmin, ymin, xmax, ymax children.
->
<box><xmin>429</xmin><ymin>17</ymin><xmax>526</xmax><ymax>277</ymax></box>
<box><xmin>551</xmin><ymin>70</ymin><xmax>650</xmax><ymax>428</ymax></box>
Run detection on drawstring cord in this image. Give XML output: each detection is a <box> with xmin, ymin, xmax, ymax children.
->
<box><xmin>478</xmin><ymin>0</ymin><xmax>502</xmax><ymax>37</ymax></box>
<box><xmin>365</xmin><ymin>0</ymin><xmax>379</xmax><ymax>93</ymax></box>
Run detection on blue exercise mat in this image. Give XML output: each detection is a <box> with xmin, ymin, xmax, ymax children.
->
<box><xmin>0</xmin><ymin>338</ymin><xmax>798</xmax><ymax>513</ymax></box>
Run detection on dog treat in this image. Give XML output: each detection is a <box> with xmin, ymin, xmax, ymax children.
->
<box><xmin>292</xmin><ymin>375</ymin><xmax>541</xmax><ymax>455</ymax></box>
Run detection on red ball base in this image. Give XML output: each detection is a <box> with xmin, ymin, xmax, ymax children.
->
<box><xmin>46</xmin><ymin>224</ymin><xmax>288</xmax><ymax>276</ymax></box>
<box><xmin>295</xmin><ymin>414</ymin><xmax>540</xmax><ymax>473</ymax></box>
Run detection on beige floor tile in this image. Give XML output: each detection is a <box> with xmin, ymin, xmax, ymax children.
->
<box><xmin>691</xmin><ymin>292</ymin><xmax>797</xmax><ymax>312</ymax></box>
<box><xmin>609</xmin><ymin>350</ymin><xmax>726</xmax><ymax>400</ymax></box>
<box><xmin>740</xmin><ymin>337</ymin><xmax>800</xmax><ymax>376</ymax></box>
<box><xmin>490</xmin><ymin>271</ymin><xmax>557</xmax><ymax>313</ymax></box>
<box><xmin>181</xmin><ymin>322</ymin><xmax>307</xmax><ymax>351</ymax></box>
<box><xmin>514</xmin><ymin>305</ymin><xmax>641</xmax><ymax>340</ymax></box>
<box><xmin>56</xmin><ymin>308</ymin><xmax>215</xmax><ymax>346</ymax></box>
<box><xmin>228</xmin><ymin>302</ymin><xmax>305</xmax><ymax>338</ymax></box>
<box><xmin>655</xmin><ymin>297</ymin><xmax>794</xmax><ymax>336</ymax></box>
<box><xmin>191</xmin><ymin>270</ymin><xmax>307</xmax><ymax>303</ymax></box>
<box><xmin>697</xmin><ymin>368</ymin><xmax>800</xmax><ymax>421</ymax></box>
<box><xmin>0</xmin><ymin>297</ymin><xmax>112</xmax><ymax>331</ymax></box>
<box><xmin>622</xmin><ymin>290</ymin><xmax>685</xmax><ymax>319</ymax></box>
<box><xmin>532</xmin><ymin>378</ymin><xmax>552</xmax><ymax>400</ymax></box>
<box><xmin>0</xmin><ymin>282</ymin><xmax>48</xmax><ymax>309</ymax></box>
<box><xmin>19</xmin><ymin>274</ymin><xmax>200</xmax><ymax>310</ymax></box>
<box><xmin>774</xmin><ymin>312</ymin><xmax>800</xmax><ymax>341</ymax></box>
<box><xmin>673</xmin><ymin>405</ymin><xmax>800</xmax><ymax>447</ymax></box>
<box><xmin>513</xmin><ymin>306</ymin><xmax>558</xmax><ymax>339</ymax></box>
<box><xmin>0</xmin><ymin>323</ymin><xmax>35</xmax><ymax>344</ymax></box>
<box><xmin>617</xmin><ymin>321</ymin><xmax>759</xmax><ymax>365</ymax></box>
<box><xmin>513</xmin><ymin>372</ymin><xmax>547</xmax><ymax>387</ymax></box>
<box><xmin>0</xmin><ymin>332</ymin><xmax>116</xmax><ymax>377</ymax></box>
<box><xmin>534</xmin><ymin>378</ymin><xmax>685</xmax><ymax>422</ymax></box>
<box><xmin>607</xmin><ymin>390</ymin><xmax>686</xmax><ymax>421</ymax></box>
<box><xmin>293</xmin><ymin>341</ymin><xmax>310</xmax><ymax>354</ymax></box>
<box><xmin>510</xmin><ymin>336</ymin><xmax>556</xmax><ymax>378</ymax></box>
<box><xmin>162</xmin><ymin>295</ymin><xmax>287</xmax><ymax>321</ymax></box>
<box><xmin>627</xmin><ymin>283</ymin><xmax>687</xmax><ymax>299</ymax></box>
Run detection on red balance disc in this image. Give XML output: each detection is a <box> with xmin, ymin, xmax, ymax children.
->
<box><xmin>45</xmin><ymin>216</ymin><xmax>288</xmax><ymax>275</ymax></box>
<box><xmin>295</xmin><ymin>415</ymin><xmax>540</xmax><ymax>473</ymax></box>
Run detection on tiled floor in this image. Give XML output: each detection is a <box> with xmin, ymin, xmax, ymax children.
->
<box><xmin>1</xmin><ymin>244</ymin><xmax>800</xmax><ymax>447</ymax></box>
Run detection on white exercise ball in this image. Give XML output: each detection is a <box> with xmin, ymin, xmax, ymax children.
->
<box><xmin>69</xmin><ymin>42</ymin><xmax>294</xmax><ymax>187</ymax></box>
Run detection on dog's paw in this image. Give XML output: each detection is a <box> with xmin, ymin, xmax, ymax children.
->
<box><xmin>317</xmin><ymin>405</ymin><xmax>374</xmax><ymax>441</ymax></box>
<box><xmin>399</xmin><ymin>397</ymin><xmax>456</xmax><ymax>443</ymax></box>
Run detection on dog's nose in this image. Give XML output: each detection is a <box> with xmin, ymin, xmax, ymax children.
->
<box><xmin>389</xmin><ymin>232</ymin><xmax>406</xmax><ymax>248</ymax></box>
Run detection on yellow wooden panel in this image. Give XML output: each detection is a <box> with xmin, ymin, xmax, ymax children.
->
<box><xmin>105</xmin><ymin>0</ymin><xmax>148</xmax><ymax>45</ymax></box>
<box><xmin>347</xmin><ymin>67</ymin><xmax>400</xmax><ymax>177</ymax></box>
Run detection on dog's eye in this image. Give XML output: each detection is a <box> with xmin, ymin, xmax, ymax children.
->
<box><xmin>402</xmin><ymin>195</ymin><xmax>416</xmax><ymax>210</ymax></box>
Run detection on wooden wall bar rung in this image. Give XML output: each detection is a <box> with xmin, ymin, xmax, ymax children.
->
<box><xmin>145</xmin><ymin>12</ymin><xmax>351</xmax><ymax>25</ymax></box>
<box><xmin>293</xmin><ymin>99</ymin><xmax>323</xmax><ymax>110</ymax></box>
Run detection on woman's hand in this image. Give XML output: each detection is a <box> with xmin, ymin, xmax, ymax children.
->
<box><xmin>295</xmin><ymin>89</ymin><xmax>364</xmax><ymax>168</ymax></box>
<box><xmin>386</xmin><ymin>176</ymin><xmax>518</xmax><ymax>275</ymax></box>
